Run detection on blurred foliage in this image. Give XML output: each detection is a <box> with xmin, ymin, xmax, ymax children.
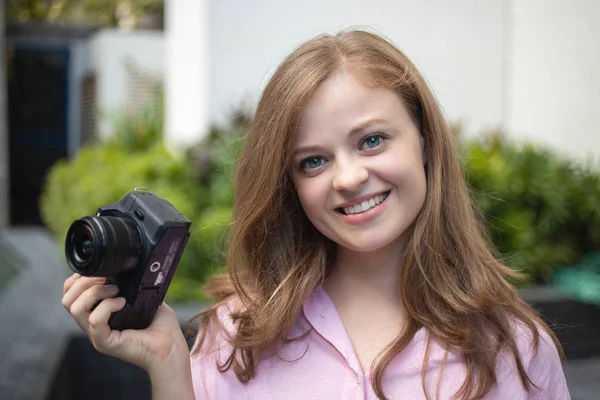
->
<box><xmin>6</xmin><ymin>0</ymin><xmax>162</xmax><ymax>26</ymax></box>
<box><xmin>462</xmin><ymin>133</ymin><xmax>600</xmax><ymax>284</ymax></box>
<box><xmin>101</xmin><ymin>65</ymin><xmax>164</xmax><ymax>152</ymax></box>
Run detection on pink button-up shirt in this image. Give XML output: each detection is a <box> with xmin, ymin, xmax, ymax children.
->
<box><xmin>191</xmin><ymin>286</ymin><xmax>570</xmax><ymax>399</ymax></box>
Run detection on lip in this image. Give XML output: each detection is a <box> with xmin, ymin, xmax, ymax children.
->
<box><xmin>335</xmin><ymin>191</ymin><xmax>390</xmax><ymax>209</ymax></box>
<box><xmin>336</xmin><ymin>191</ymin><xmax>390</xmax><ymax>225</ymax></box>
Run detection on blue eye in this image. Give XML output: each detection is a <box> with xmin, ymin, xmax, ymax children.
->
<box><xmin>301</xmin><ymin>157</ymin><xmax>325</xmax><ymax>170</ymax></box>
<box><xmin>361</xmin><ymin>134</ymin><xmax>383</xmax><ymax>149</ymax></box>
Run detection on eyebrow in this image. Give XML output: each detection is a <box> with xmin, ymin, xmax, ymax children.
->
<box><xmin>292</xmin><ymin>118</ymin><xmax>388</xmax><ymax>157</ymax></box>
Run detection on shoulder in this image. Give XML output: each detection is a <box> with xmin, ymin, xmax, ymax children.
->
<box><xmin>189</xmin><ymin>297</ymin><xmax>244</xmax><ymax>398</ymax></box>
<box><xmin>511</xmin><ymin>319</ymin><xmax>559</xmax><ymax>361</ymax></box>
<box><xmin>190</xmin><ymin>296</ymin><xmax>243</xmax><ymax>357</ymax></box>
<box><xmin>497</xmin><ymin>319</ymin><xmax>570</xmax><ymax>399</ymax></box>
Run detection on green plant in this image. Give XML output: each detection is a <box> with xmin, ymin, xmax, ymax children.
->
<box><xmin>101</xmin><ymin>62</ymin><xmax>164</xmax><ymax>152</ymax></box>
<box><xmin>6</xmin><ymin>0</ymin><xmax>163</xmax><ymax>26</ymax></box>
<box><xmin>462</xmin><ymin>133</ymin><xmax>600</xmax><ymax>283</ymax></box>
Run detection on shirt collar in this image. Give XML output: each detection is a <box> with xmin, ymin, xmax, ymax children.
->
<box><xmin>302</xmin><ymin>285</ymin><xmax>364</xmax><ymax>374</ymax></box>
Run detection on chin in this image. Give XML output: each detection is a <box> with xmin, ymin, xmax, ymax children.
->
<box><xmin>334</xmin><ymin>233</ymin><xmax>404</xmax><ymax>254</ymax></box>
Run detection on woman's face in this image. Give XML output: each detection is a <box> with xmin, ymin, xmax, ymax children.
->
<box><xmin>290</xmin><ymin>70</ymin><xmax>427</xmax><ymax>253</ymax></box>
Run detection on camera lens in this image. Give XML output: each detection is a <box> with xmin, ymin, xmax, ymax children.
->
<box><xmin>65</xmin><ymin>215</ymin><xmax>142</xmax><ymax>277</ymax></box>
<box><xmin>72</xmin><ymin>225</ymin><xmax>95</xmax><ymax>264</ymax></box>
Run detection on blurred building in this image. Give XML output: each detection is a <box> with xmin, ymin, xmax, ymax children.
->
<box><xmin>3</xmin><ymin>24</ymin><xmax>164</xmax><ymax>226</ymax></box>
<box><xmin>5</xmin><ymin>23</ymin><xmax>95</xmax><ymax>226</ymax></box>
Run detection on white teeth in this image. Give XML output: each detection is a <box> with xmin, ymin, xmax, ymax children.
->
<box><xmin>342</xmin><ymin>192</ymin><xmax>388</xmax><ymax>215</ymax></box>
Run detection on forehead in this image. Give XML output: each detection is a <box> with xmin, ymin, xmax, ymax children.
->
<box><xmin>293</xmin><ymin>71</ymin><xmax>409</xmax><ymax>145</ymax></box>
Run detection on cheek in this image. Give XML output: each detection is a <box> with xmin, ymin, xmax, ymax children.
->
<box><xmin>295</xmin><ymin>176</ymin><xmax>329</xmax><ymax>223</ymax></box>
<box><xmin>376</xmin><ymin>152</ymin><xmax>426</xmax><ymax>187</ymax></box>
<box><xmin>400</xmin><ymin>166</ymin><xmax>427</xmax><ymax>201</ymax></box>
<box><xmin>293</xmin><ymin>178</ymin><xmax>324</xmax><ymax>217</ymax></box>
<box><xmin>403</xmin><ymin>164</ymin><xmax>428</xmax><ymax>212</ymax></box>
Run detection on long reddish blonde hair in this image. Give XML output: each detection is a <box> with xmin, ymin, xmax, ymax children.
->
<box><xmin>189</xmin><ymin>29</ymin><xmax>563</xmax><ymax>399</ymax></box>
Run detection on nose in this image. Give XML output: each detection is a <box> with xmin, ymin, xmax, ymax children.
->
<box><xmin>332</xmin><ymin>157</ymin><xmax>369</xmax><ymax>192</ymax></box>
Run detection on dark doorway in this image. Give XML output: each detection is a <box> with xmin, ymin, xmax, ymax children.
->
<box><xmin>7</xmin><ymin>42</ymin><xmax>69</xmax><ymax>226</ymax></box>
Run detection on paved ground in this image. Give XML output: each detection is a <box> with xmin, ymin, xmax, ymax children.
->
<box><xmin>0</xmin><ymin>228</ymin><xmax>79</xmax><ymax>400</ymax></box>
<box><xmin>0</xmin><ymin>227</ymin><xmax>598</xmax><ymax>399</ymax></box>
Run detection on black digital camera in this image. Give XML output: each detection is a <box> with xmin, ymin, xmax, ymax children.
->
<box><xmin>65</xmin><ymin>188</ymin><xmax>191</xmax><ymax>330</ymax></box>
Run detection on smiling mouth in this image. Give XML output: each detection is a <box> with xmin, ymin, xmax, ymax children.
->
<box><xmin>336</xmin><ymin>191</ymin><xmax>390</xmax><ymax>215</ymax></box>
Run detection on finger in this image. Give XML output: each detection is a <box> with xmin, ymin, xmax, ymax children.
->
<box><xmin>88</xmin><ymin>297</ymin><xmax>127</xmax><ymax>352</ymax></box>
<box><xmin>63</xmin><ymin>273</ymin><xmax>82</xmax><ymax>295</ymax></box>
<box><xmin>61</xmin><ymin>276</ymin><xmax>107</xmax><ymax>311</ymax></box>
<box><xmin>69</xmin><ymin>284</ymin><xmax>120</xmax><ymax>327</ymax></box>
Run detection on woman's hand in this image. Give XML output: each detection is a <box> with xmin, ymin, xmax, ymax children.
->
<box><xmin>61</xmin><ymin>273</ymin><xmax>192</xmax><ymax>381</ymax></box>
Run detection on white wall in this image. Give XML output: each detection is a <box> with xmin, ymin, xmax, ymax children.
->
<box><xmin>206</xmin><ymin>0</ymin><xmax>599</xmax><ymax>161</ymax></box>
<box><xmin>164</xmin><ymin>0</ymin><xmax>208</xmax><ymax>149</ymax></box>
<box><xmin>208</xmin><ymin>0</ymin><xmax>508</xmax><ymax>139</ymax></box>
<box><xmin>165</xmin><ymin>0</ymin><xmax>209</xmax><ymax>151</ymax></box>
<box><xmin>90</xmin><ymin>29</ymin><xmax>164</xmax><ymax>140</ymax></box>
<box><xmin>507</xmin><ymin>0</ymin><xmax>600</xmax><ymax>161</ymax></box>
<box><xmin>68</xmin><ymin>39</ymin><xmax>94</xmax><ymax>156</ymax></box>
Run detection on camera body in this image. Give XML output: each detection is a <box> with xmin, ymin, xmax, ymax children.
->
<box><xmin>65</xmin><ymin>188</ymin><xmax>191</xmax><ymax>330</ymax></box>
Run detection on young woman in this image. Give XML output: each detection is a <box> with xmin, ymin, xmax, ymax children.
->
<box><xmin>62</xmin><ymin>30</ymin><xmax>570</xmax><ymax>399</ymax></box>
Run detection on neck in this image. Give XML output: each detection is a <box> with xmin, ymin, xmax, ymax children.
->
<box><xmin>323</xmin><ymin>239</ymin><xmax>405</xmax><ymax>310</ymax></box>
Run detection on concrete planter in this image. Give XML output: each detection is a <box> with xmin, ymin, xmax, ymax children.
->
<box><xmin>520</xmin><ymin>285</ymin><xmax>600</xmax><ymax>359</ymax></box>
